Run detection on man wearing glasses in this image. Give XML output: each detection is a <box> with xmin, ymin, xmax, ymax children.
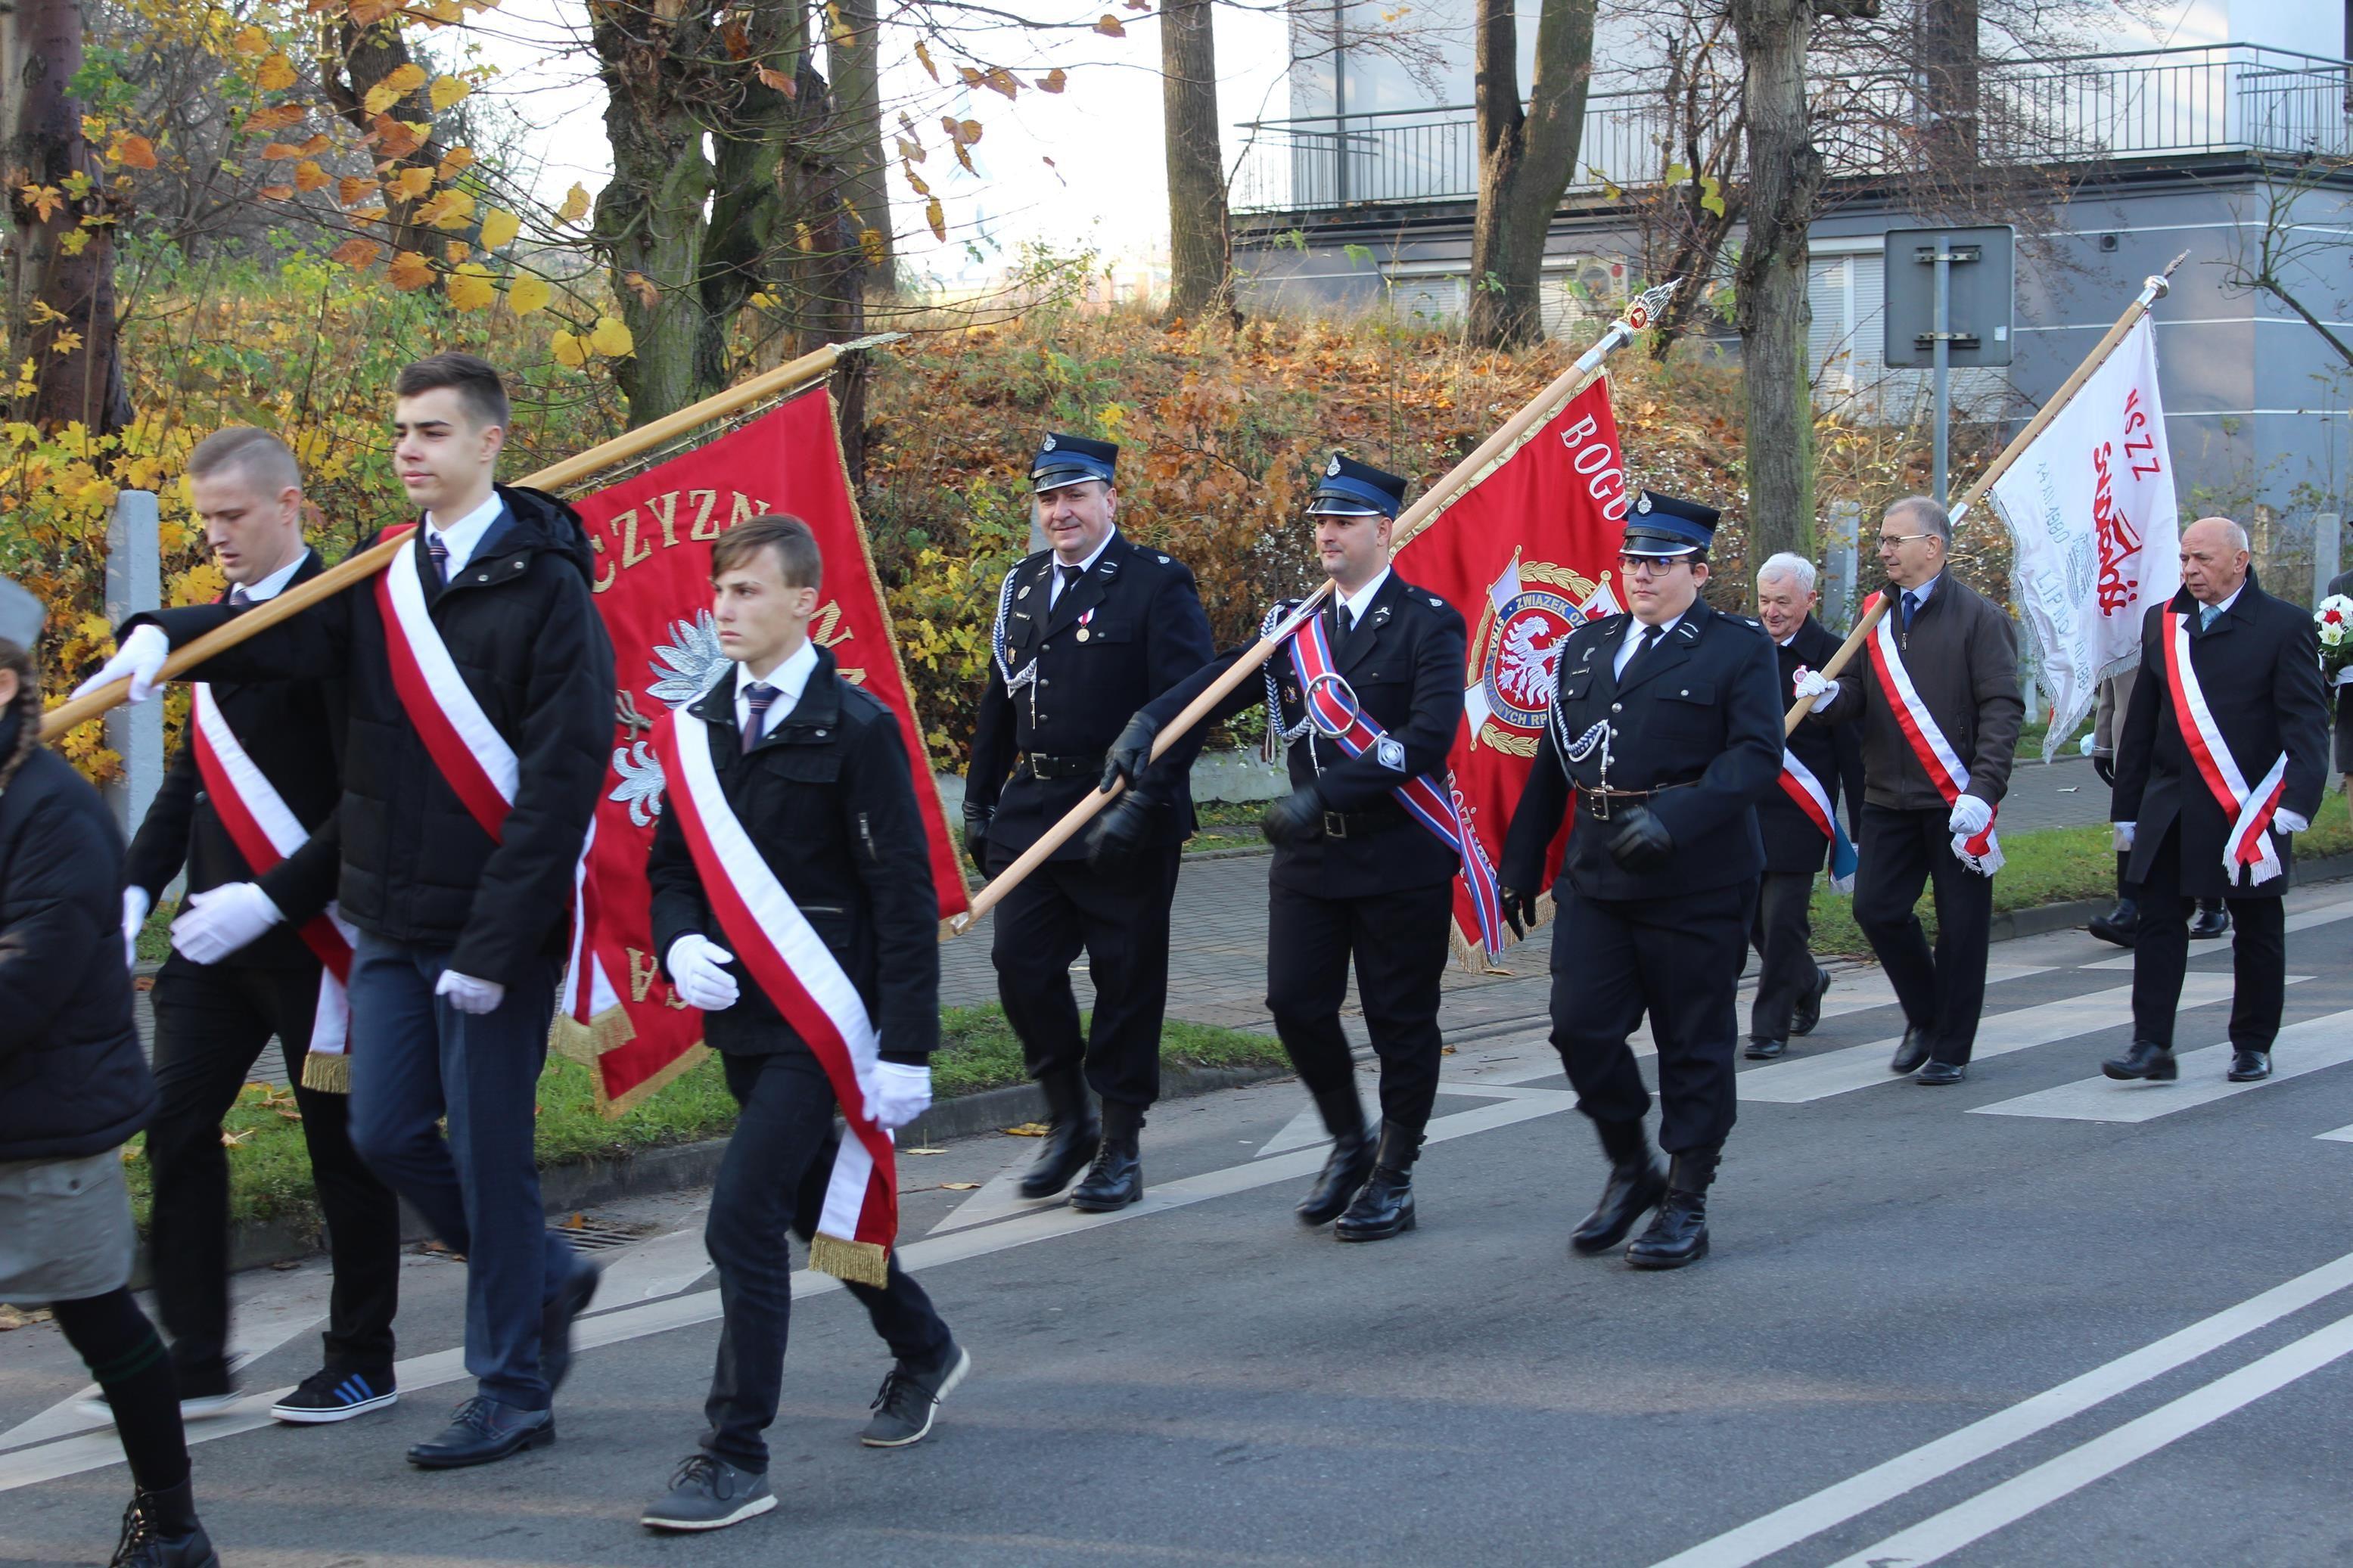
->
<box><xmin>1499</xmin><ymin>493</ymin><xmax>1782</xmax><ymax>1270</ymax></box>
<box><xmin>1795</xmin><ymin>496</ymin><xmax>2022</xmax><ymax>1085</ymax></box>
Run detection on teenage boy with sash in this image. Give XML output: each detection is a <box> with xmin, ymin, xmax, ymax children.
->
<box><xmin>1795</xmin><ymin>495</ymin><xmax>2022</xmax><ymax>1086</ymax></box>
<box><xmin>1102</xmin><ymin>455</ymin><xmax>1474</xmax><ymax>1240</ymax></box>
<box><xmin>79</xmin><ymin>353</ymin><xmax>614</xmax><ymax>1468</ymax></box>
<box><xmin>641</xmin><ymin>515</ymin><xmax>965</xmax><ymax>1532</ymax></box>
<box><xmin>114</xmin><ymin>428</ymin><xmax>400</xmax><ymax>1427</ymax></box>
<box><xmin>2101</xmin><ymin>517</ymin><xmax>2328</xmax><ymax>1085</ymax></box>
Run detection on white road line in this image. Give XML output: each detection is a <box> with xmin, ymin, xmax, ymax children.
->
<box><xmin>2080</xmin><ymin>899</ymin><xmax>2353</xmax><ymax>971</ymax></box>
<box><xmin>1254</xmin><ymin>1105</ymin><xmax>1330</xmax><ymax>1159</ymax></box>
<box><xmin>1646</xmin><ymin>1246</ymin><xmax>2353</xmax><ymax>1568</ymax></box>
<box><xmin>1972</xmin><ymin>1005</ymin><xmax>2350</xmax><ymax>1124</ymax></box>
<box><xmin>583</xmin><ymin>1227</ymin><xmax>713</xmax><ymax>1307</ymax></box>
<box><xmin>1824</xmin><ymin>1308</ymin><xmax>2353</xmax><ymax>1568</ymax></box>
<box><xmin>1736</xmin><ymin>975</ymin><xmax>2243</xmax><ymax>1104</ymax></box>
<box><xmin>2316</xmin><ymin>1122</ymin><xmax>2353</xmax><ymax>1143</ymax></box>
<box><xmin>0</xmin><ymin>1089</ymin><xmax>1581</xmax><ymax>1493</ymax></box>
<box><xmin>925</xmin><ymin>1144</ymin><xmax>1068</xmax><ymax>1235</ymax></box>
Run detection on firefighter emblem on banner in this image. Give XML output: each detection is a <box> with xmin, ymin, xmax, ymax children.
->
<box><xmin>1462</xmin><ymin>551</ymin><xmax>1620</xmax><ymax>757</ymax></box>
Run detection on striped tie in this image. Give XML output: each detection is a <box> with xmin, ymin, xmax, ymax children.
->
<box><xmin>742</xmin><ymin>682</ymin><xmax>778</xmax><ymax>753</ymax></box>
<box><xmin>229</xmin><ymin>585</ymin><xmax>250</xmax><ymax>607</ymax></box>
<box><xmin>425</xmin><ymin>532</ymin><xmax>450</xmax><ymax>585</ymax></box>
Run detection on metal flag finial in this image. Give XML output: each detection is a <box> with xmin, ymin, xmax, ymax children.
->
<box><xmin>1621</xmin><ymin>278</ymin><xmax>1680</xmax><ymax>334</ymax></box>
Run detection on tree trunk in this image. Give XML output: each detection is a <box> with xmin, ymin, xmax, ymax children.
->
<box><xmin>832</xmin><ymin>0</ymin><xmax>894</xmax><ymax>293</ymax></box>
<box><xmin>4</xmin><ymin>0</ymin><xmax>127</xmax><ymax>434</ymax></box>
<box><xmin>1730</xmin><ymin>0</ymin><xmax>1823</xmax><ymax>567</ymax></box>
<box><xmin>1465</xmin><ymin>0</ymin><xmax>1598</xmax><ymax>349</ymax></box>
<box><xmin>321</xmin><ymin>20</ymin><xmax>443</xmax><ymax>260</ymax></box>
<box><xmin>1161</xmin><ymin>0</ymin><xmax>1232</xmax><ymax>325</ymax></box>
<box><xmin>1918</xmin><ymin>0</ymin><xmax>1981</xmax><ymax>177</ymax></box>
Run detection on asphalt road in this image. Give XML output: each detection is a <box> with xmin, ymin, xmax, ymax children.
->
<box><xmin>12</xmin><ymin>870</ymin><xmax>2353</xmax><ymax>1566</ymax></box>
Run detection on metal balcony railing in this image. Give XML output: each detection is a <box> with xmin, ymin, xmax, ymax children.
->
<box><xmin>1230</xmin><ymin>43</ymin><xmax>2353</xmax><ymax>216</ymax></box>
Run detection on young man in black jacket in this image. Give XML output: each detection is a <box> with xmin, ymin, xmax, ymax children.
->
<box><xmin>119</xmin><ymin>428</ymin><xmax>401</xmax><ymax>1426</ymax></box>
<box><xmin>79</xmin><ymin>355</ymin><xmax>614</xmax><ymax>1468</ymax></box>
<box><xmin>641</xmin><ymin>516</ymin><xmax>965</xmax><ymax>1532</ymax></box>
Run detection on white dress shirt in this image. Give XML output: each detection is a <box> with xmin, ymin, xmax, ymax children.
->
<box><xmin>424</xmin><ymin>491</ymin><xmax>507</xmax><ymax>579</ymax></box>
<box><xmin>235</xmin><ymin>548</ymin><xmax>311</xmax><ymax>603</ymax></box>
<box><xmin>1046</xmin><ymin>529</ymin><xmax>1117</xmax><ymax>608</ymax></box>
<box><xmin>1335</xmin><ymin>567</ymin><xmax>1391</xmax><ymax>632</ymax></box>
<box><xmin>735</xmin><ymin>639</ymin><xmax>820</xmax><ymax>741</ymax></box>
<box><xmin>1615</xmin><ymin>610</ymin><xmax>1686</xmax><ymax>678</ymax></box>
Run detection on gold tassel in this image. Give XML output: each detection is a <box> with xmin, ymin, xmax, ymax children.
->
<box><xmin>547</xmin><ymin>1004</ymin><xmax>639</xmax><ymax>1067</ymax></box>
<box><xmin>300</xmin><ymin>1051</ymin><xmax>351</xmax><ymax>1094</ymax></box>
<box><xmin>807</xmin><ymin>1232</ymin><xmax>889</xmax><ymax>1289</ymax></box>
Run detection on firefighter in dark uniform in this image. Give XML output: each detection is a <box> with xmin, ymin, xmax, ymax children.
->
<box><xmin>1101</xmin><ymin>455</ymin><xmax>1466</xmax><ymax>1240</ymax></box>
<box><xmin>964</xmin><ymin>433</ymin><xmax>1214</xmax><ymax>1212</ymax></box>
<box><xmin>1498</xmin><ymin>493</ymin><xmax>1782</xmax><ymax>1270</ymax></box>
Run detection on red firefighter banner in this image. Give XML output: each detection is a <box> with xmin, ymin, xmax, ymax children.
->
<box><xmin>557</xmin><ymin>388</ymin><xmax>969</xmax><ymax>1111</ymax></box>
<box><xmin>1391</xmin><ymin>376</ymin><xmax>1632</xmax><ymax>961</ymax></box>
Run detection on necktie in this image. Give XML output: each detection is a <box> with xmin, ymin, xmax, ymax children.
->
<box><xmin>2200</xmin><ymin>602</ymin><xmax>2221</xmax><ymax>631</ymax></box>
<box><xmin>1336</xmin><ymin>602</ymin><xmax>1354</xmax><ymax>638</ymax></box>
<box><xmin>741</xmin><ymin>683</ymin><xmax>778</xmax><ymax>753</ymax></box>
<box><xmin>1626</xmin><ymin>623</ymin><xmax>1662</xmax><ymax>672</ymax></box>
<box><xmin>1056</xmin><ymin>563</ymin><xmax>1082</xmax><ymax>602</ymax></box>
<box><xmin>426</xmin><ymin>532</ymin><xmax>450</xmax><ymax>586</ymax></box>
<box><xmin>228</xmin><ymin>585</ymin><xmax>250</xmax><ymax>607</ymax></box>
<box><xmin>1901</xmin><ymin>590</ymin><xmax>1919</xmax><ymax>631</ymax></box>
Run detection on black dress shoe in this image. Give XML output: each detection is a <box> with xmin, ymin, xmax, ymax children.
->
<box><xmin>1890</xmin><ymin>1025</ymin><xmax>1932</xmax><ymax>1075</ymax></box>
<box><xmin>1295</xmin><ymin>1124</ymin><xmax>1375</xmax><ymax>1226</ymax></box>
<box><xmin>2227</xmin><ymin>1050</ymin><xmax>2273</xmax><ymax>1082</ymax></box>
<box><xmin>1068</xmin><ymin>1138</ymin><xmax>1142</xmax><ymax>1212</ymax></box>
<box><xmin>2088</xmin><ymin>899</ymin><xmax>2140</xmax><ymax>949</ymax></box>
<box><xmin>1571</xmin><ymin>1119</ymin><xmax>1665</xmax><ymax>1255</ymax></box>
<box><xmin>1625</xmin><ymin>1147</ymin><xmax>1718</xmax><ymax>1270</ymax></box>
<box><xmin>1914</xmin><ymin>1060</ymin><xmax>1968</xmax><ymax>1085</ymax></box>
<box><xmin>1335</xmin><ymin>1123</ymin><xmax>1420</xmax><ymax>1242</ymax></box>
<box><xmin>2189</xmin><ymin>902</ymin><xmax>2233</xmax><ymax>940</ymax></box>
<box><xmin>539</xmin><ymin>1259</ymin><xmax>600</xmax><ymax>1397</ymax></box>
<box><xmin>1792</xmin><ymin>967</ymin><xmax>1832</xmax><ymax>1036</ymax></box>
<box><xmin>407</xmin><ymin>1396</ymin><xmax>554</xmax><ymax>1469</ymax></box>
<box><xmin>2102</xmin><ymin>1040</ymin><xmax>2177</xmax><ymax>1081</ymax></box>
<box><xmin>1744</xmin><ymin>1037</ymin><xmax>1787</xmax><ymax>1060</ymax></box>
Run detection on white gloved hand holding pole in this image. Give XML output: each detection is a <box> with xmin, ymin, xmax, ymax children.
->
<box><xmin>70</xmin><ymin>624</ymin><xmax>169</xmax><ymax>704</ymax></box>
<box><xmin>665</xmin><ymin>934</ymin><xmax>740</xmax><ymax>1013</ymax></box>
<box><xmin>170</xmin><ymin>882</ymin><xmax>285</xmax><ymax>965</ymax></box>
<box><xmin>1791</xmin><ymin>666</ymin><xmax>1837</xmax><ymax>711</ymax></box>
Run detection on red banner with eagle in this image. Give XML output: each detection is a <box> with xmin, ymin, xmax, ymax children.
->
<box><xmin>1391</xmin><ymin>376</ymin><xmax>1630</xmax><ymax>961</ymax></box>
<box><xmin>556</xmin><ymin>388</ymin><xmax>968</xmax><ymax>1110</ymax></box>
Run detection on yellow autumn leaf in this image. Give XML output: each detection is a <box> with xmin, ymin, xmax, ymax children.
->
<box><xmin>477</xmin><ymin>207</ymin><xmax>521</xmax><ymax>250</ymax></box>
<box><xmin>390</xmin><ymin>165</ymin><xmax>435</xmax><ymax>200</ymax></box>
<box><xmin>587</xmin><ymin>316</ymin><xmax>634</xmax><ymax>356</ymax></box>
<box><xmin>555</xmin><ymin>182</ymin><xmax>591</xmax><ymax>225</ymax></box>
<box><xmin>232</xmin><ymin>25</ymin><xmax>269</xmax><ymax>55</ymax></box>
<box><xmin>429</xmin><ymin>76</ymin><xmax>470</xmax><ymax>112</ymax></box>
<box><xmin>505</xmin><ymin>275</ymin><xmax>551</xmax><ymax>315</ymax></box>
<box><xmin>550</xmin><ymin>331</ymin><xmax>586</xmax><ymax>368</ymax></box>
<box><xmin>383</xmin><ymin>62</ymin><xmax>427</xmax><ymax>95</ymax></box>
<box><xmin>257</xmin><ymin>52</ymin><xmax>297</xmax><ymax>91</ymax></box>
<box><xmin>925</xmin><ymin>197</ymin><xmax>946</xmax><ymax>243</ymax></box>
<box><xmin>445</xmin><ymin>263</ymin><xmax>495</xmax><ymax>311</ymax></box>
<box><xmin>419</xmin><ymin>187</ymin><xmax>475</xmax><ymax>230</ymax></box>
<box><xmin>386</xmin><ymin>250</ymin><xmax>436</xmax><ymax>290</ymax></box>
<box><xmin>293</xmin><ymin>159</ymin><xmax>329</xmax><ymax>192</ymax></box>
<box><xmin>362</xmin><ymin>82</ymin><xmax>402</xmax><ymax>116</ymax></box>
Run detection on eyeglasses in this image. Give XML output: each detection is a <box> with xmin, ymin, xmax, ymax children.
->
<box><xmin>1877</xmin><ymin>531</ymin><xmax>1937</xmax><ymax>548</ymax></box>
<box><xmin>1617</xmin><ymin>555</ymin><xmax>1690</xmax><ymax>577</ymax></box>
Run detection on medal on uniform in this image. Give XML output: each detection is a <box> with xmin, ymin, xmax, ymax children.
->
<box><xmin>1077</xmin><ymin>607</ymin><xmax>1094</xmax><ymax>643</ymax></box>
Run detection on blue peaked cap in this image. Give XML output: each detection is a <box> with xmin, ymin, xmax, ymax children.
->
<box><xmin>1031</xmin><ymin>432</ymin><xmax>1118</xmax><ymax>492</ymax></box>
<box><xmin>1309</xmin><ymin>453</ymin><xmax>1409</xmax><ymax>518</ymax></box>
<box><xmin>1621</xmin><ymin>490</ymin><xmax>1721</xmax><ymax>556</ymax></box>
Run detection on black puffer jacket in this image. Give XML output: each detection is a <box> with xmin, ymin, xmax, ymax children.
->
<box><xmin>132</xmin><ymin>485</ymin><xmax>615</xmax><ymax>986</ymax></box>
<box><xmin>0</xmin><ymin>709</ymin><xmax>153</xmax><ymax>1160</ymax></box>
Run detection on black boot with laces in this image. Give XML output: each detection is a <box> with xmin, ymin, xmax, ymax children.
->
<box><xmin>110</xmin><ymin>1482</ymin><xmax>217</xmax><ymax>1568</ymax></box>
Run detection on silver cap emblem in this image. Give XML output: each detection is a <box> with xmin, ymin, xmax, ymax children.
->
<box><xmin>1326</xmin><ymin>455</ymin><xmax>1342</xmax><ymax>477</ymax></box>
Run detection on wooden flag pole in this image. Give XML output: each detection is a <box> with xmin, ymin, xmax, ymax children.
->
<box><xmin>1780</xmin><ymin>254</ymin><xmax>2187</xmax><ymax>738</ymax></box>
<box><xmin>41</xmin><ymin>334</ymin><xmax>902</xmax><ymax>743</ymax></box>
<box><xmin>950</xmin><ymin>283</ymin><xmax>1682</xmax><ymax>935</ymax></box>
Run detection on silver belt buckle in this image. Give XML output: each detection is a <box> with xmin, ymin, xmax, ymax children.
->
<box><xmin>1323</xmin><ymin>810</ymin><xmax>1348</xmax><ymax>839</ymax></box>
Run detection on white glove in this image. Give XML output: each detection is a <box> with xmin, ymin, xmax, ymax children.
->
<box><xmin>2335</xmin><ymin>666</ymin><xmax>2353</xmax><ymax>688</ymax></box>
<box><xmin>2078</xmin><ymin>734</ymin><xmax>2097</xmax><ymax>758</ymax></box>
<box><xmin>70</xmin><ymin>624</ymin><xmax>169</xmax><ymax>704</ymax></box>
<box><xmin>120</xmin><ymin>887</ymin><xmax>151</xmax><ymax>969</ymax></box>
<box><xmin>2114</xmin><ymin>821</ymin><xmax>2136</xmax><ymax>852</ymax></box>
<box><xmin>2275</xmin><ymin>809</ymin><xmax>2311</xmax><ymax>834</ymax></box>
<box><xmin>864</xmin><ymin>1061</ymin><xmax>933</xmax><ymax>1130</ymax></box>
<box><xmin>434</xmin><ymin>969</ymin><xmax>505</xmax><ymax>1015</ymax></box>
<box><xmin>1948</xmin><ymin>795</ymin><xmax>1993</xmax><ymax>839</ymax></box>
<box><xmin>1792</xmin><ymin>667</ymin><xmax>1837</xmax><ymax>709</ymax></box>
<box><xmin>666</xmin><ymin>934</ymin><xmax>740</xmax><ymax>1012</ymax></box>
<box><xmin>169</xmin><ymin>882</ymin><xmax>284</xmax><ymax>964</ymax></box>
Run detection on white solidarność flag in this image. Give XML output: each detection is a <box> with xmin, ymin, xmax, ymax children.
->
<box><xmin>1989</xmin><ymin>314</ymin><xmax>2182</xmax><ymax>759</ymax></box>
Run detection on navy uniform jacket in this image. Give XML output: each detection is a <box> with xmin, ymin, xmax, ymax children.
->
<box><xmin>1758</xmin><ymin>614</ymin><xmax>1866</xmax><ymax>875</ymax></box>
<box><xmin>1148</xmin><ymin>572</ymin><xmax>1468</xmax><ymax>899</ymax></box>
<box><xmin>2112</xmin><ymin>574</ymin><xmax>2330</xmax><ymax>900</ymax></box>
<box><xmin>123</xmin><ymin>551</ymin><xmax>346</xmax><ymax>970</ymax></box>
<box><xmin>1500</xmin><ymin>596</ymin><xmax>1783</xmax><ymax>902</ymax></box>
<box><xmin>968</xmin><ymin>532</ymin><xmax>1213</xmax><ymax>861</ymax></box>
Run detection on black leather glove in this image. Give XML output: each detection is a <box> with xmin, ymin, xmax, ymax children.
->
<box><xmin>1100</xmin><ymin>711</ymin><xmax>1161</xmax><ymax>793</ymax></box>
<box><xmin>1499</xmin><ymin>885</ymin><xmax>1540</xmax><ymax>940</ymax></box>
<box><xmin>1085</xmin><ymin>792</ymin><xmax>1160</xmax><ymax>871</ymax></box>
<box><xmin>2092</xmin><ymin>753</ymin><xmax>2116</xmax><ymax>787</ymax></box>
<box><xmin>1605</xmin><ymin>804</ymin><xmax>1674</xmax><ymax>873</ymax></box>
<box><xmin>1261</xmin><ymin>787</ymin><xmax>1325</xmax><ymax>848</ymax></box>
<box><xmin>962</xmin><ymin>803</ymin><xmax>993</xmax><ymax>874</ymax></box>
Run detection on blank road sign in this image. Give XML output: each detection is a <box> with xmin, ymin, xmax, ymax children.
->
<box><xmin>1882</xmin><ymin>225</ymin><xmax>2016</xmax><ymax>368</ymax></box>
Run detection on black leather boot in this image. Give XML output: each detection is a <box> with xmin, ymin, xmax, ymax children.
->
<box><xmin>1627</xmin><ymin>1146</ymin><xmax>1718</xmax><ymax>1270</ymax></box>
<box><xmin>2189</xmin><ymin>900</ymin><xmax>2232</xmax><ymax>939</ymax></box>
<box><xmin>1295</xmin><ymin>1087</ymin><xmax>1375</xmax><ymax>1226</ymax></box>
<box><xmin>1571</xmin><ymin>1116</ymin><xmax>1666</xmax><ymax>1255</ymax></box>
<box><xmin>2102</xmin><ymin>1039</ymin><xmax>2177</xmax><ymax>1081</ymax></box>
<box><xmin>1018</xmin><ymin>1069</ymin><xmax>1099</xmax><ymax>1199</ymax></box>
<box><xmin>1334</xmin><ymin>1123</ymin><xmax>1419</xmax><ymax>1241</ymax></box>
<box><xmin>1069</xmin><ymin>1101</ymin><xmax>1143</xmax><ymax>1212</ymax></box>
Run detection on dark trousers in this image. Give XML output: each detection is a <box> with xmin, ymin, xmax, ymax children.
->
<box><xmin>147</xmin><ymin>958</ymin><xmax>399</xmax><ymax>1380</ymax></box>
<box><xmin>990</xmin><ymin>843</ymin><xmax>1181</xmax><ymax>1111</ymax></box>
<box><xmin>702</xmin><ymin>1048</ymin><xmax>953</xmax><ymax>1474</ymax></box>
<box><xmin>1852</xmin><ymin>803</ymin><xmax>1995</xmax><ymax>1065</ymax></box>
<box><xmin>1548</xmin><ymin>880</ymin><xmax>1753</xmax><ymax>1154</ymax></box>
<box><xmin>346</xmin><ymin>935</ymin><xmax>577</xmax><ymax>1411</ymax></box>
<box><xmin>1264</xmin><ymin>878</ymin><xmax>1452</xmax><ymax>1136</ymax></box>
<box><xmin>1747</xmin><ymin>870</ymin><xmax>1820</xmax><ymax>1042</ymax></box>
<box><xmin>2131</xmin><ymin>822</ymin><xmax>2288</xmax><ymax>1051</ymax></box>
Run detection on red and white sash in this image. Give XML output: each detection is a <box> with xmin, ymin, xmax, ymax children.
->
<box><xmin>1776</xmin><ymin>750</ymin><xmax>1857</xmax><ymax>894</ymax></box>
<box><xmin>653</xmin><ymin>707</ymin><xmax>897</xmax><ymax>1286</ymax></box>
<box><xmin>188</xmin><ymin>682</ymin><xmax>359</xmax><ymax>1085</ymax></box>
<box><xmin>374</xmin><ymin>523</ymin><xmax>620</xmax><ymax>1029</ymax></box>
<box><xmin>2163</xmin><ymin>608</ymin><xmax>2289</xmax><ymax>886</ymax></box>
<box><xmin>1863</xmin><ymin>591</ymin><xmax>2003</xmax><ymax>876</ymax></box>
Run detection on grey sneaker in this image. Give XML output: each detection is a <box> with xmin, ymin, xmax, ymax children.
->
<box><xmin>639</xmin><ymin>1454</ymin><xmax>776</xmax><ymax>1532</ymax></box>
<box><xmin>859</xmin><ymin>1343</ymin><xmax>971</xmax><ymax>1448</ymax></box>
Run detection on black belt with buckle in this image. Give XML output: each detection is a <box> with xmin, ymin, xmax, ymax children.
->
<box><xmin>1580</xmin><ymin>781</ymin><xmax>1698</xmax><ymax>819</ymax></box>
<box><xmin>1023</xmin><ymin>751</ymin><xmax>1104</xmax><ymax>781</ymax></box>
<box><xmin>1321</xmin><ymin>802</ymin><xmax>1406</xmax><ymax>839</ymax></box>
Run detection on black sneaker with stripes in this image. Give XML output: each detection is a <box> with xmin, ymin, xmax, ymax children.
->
<box><xmin>269</xmin><ymin>1366</ymin><xmax>397</xmax><ymax>1424</ymax></box>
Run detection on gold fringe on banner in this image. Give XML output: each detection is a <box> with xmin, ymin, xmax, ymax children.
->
<box><xmin>549</xmin><ymin>1004</ymin><xmax>638</xmax><ymax>1070</ymax></box>
<box><xmin>300</xmin><ymin>1051</ymin><xmax>351</xmax><ymax>1094</ymax></box>
<box><xmin>808</xmin><ymin>1232</ymin><xmax>890</xmax><ymax>1289</ymax></box>
<box><xmin>596</xmin><ymin>1041</ymin><xmax>713</xmax><ymax>1116</ymax></box>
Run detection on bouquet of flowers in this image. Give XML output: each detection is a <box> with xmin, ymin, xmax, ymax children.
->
<box><xmin>2317</xmin><ymin>595</ymin><xmax>2353</xmax><ymax>686</ymax></box>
